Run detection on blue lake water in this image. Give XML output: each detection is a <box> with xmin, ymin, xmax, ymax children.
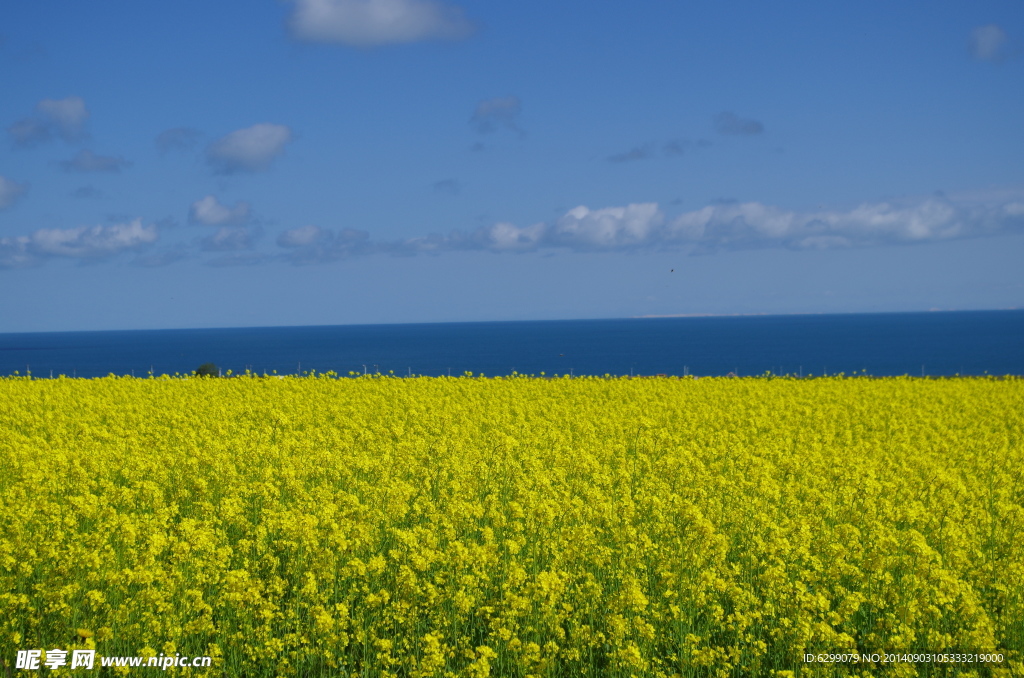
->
<box><xmin>1</xmin><ymin>310</ymin><xmax>1022</xmax><ymax>378</ymax></box>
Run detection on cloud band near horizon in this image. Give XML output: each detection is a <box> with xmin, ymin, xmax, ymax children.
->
<box><xmin>273</xmin><ymin>193</ymin><xmax>1024</xmax><ymax>263</ymax></box>
<box><xmin>3</xmin><ymin>193</ymin><xmax>1023</xmax><ymax>269</ymax></box>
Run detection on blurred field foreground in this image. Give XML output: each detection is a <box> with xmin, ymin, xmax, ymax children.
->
<box><xmin>1</xmin><ymin>375</ymin><xmax>1022</xmax><ymax>677</ymax></box>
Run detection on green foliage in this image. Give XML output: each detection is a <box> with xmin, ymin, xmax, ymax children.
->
<box><xmin>194</xmin><ymin>362</ymin><xmax>219</xmax><ymax>377</ymax></box>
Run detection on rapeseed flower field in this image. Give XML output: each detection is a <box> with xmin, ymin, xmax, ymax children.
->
<box><xmin>1</xmin><ymin>374</ymin><xmax>1021</xmax><ymax>677</ymax></box>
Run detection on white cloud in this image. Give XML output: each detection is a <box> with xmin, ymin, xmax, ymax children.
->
<box><xmin>277</xmin><ymin>224</ymin><xmax>330</xmax><ymax>247</ymax></box>
<box><xmin>0</xmin><ymin>176</ymin><xmax>28</xmax><ymax>209</ymax></box>
<box><xmin>384</xmin><ymin>204</ymin><xmax>662</xmax><ymax>255</ymax></box>
<box><xmin>552</xmin><ymin>204</ymin><xmax>663</xmax><ymax>250</ymax></box>
<box><xmin>189</xmin><ymin>195</ymin><xmax>252</xmax><ymax>226</ymax></box>
<box><xmin>470</xmin><ymin>96</ymin><xmax>523</xmax><ymax>134</ymax></box>
<box><xmin>469</xmin><ymin>221</ymin><xmax>547</xmax><ymax>252</ymax></box>
<box><xmin>276</xmin><ymin>225</ymin><xmax>371</xmax><ymax>263</ymax></box>
<box><xmin>60</xmin><ymin>149</ymin><xmax>131</xmax><ymax>173</ymax></box>
<box><xmin>0</xmin><ymin>219</ymin><xmax>158</xmax><ymax>267</ymax></box>
<box><xmin>666</xmin><ymin>197</ymin><xmax>1024</xmax><ymax>251</ymax></box>
<box><xmin>30</xmin><ymin>220</ymin><xmax>157</xmax><ymax>258</ymax></box>
<box><xmin>389</xmin><ymin>194</ymin><xmax>1024</xmax><ymax>256</ymax></box>
<box><xmin>36</xmin><ymin>97</ymin><xmax>89</xmax><ymax>140</ymax></box>
<box><xmin>287</xmin><ymin>0</ymin><xmax>474</xmax><ymax>46</ymax></box>
<box><xmin>969</xmin><ymin>24</ymin><xmax>1010</xmax><ymax>61</ymax></box>
<box><xmin>207</xmin><ymin>124</ymin><xmax>293</xmax><ymax>174</ymax></box>
<box><xmin>200</xmin><ymin>226</ymin><xmax>256</xmax><ymax>252</ymax></box>
<box><xmin>7</xmin><ymin>191</ymin><xmax>1021</xmax><ymax>269</ymax></box>
<box><xmin>7</xmin><ymin>96</ymin><xmax>89</xmax><ymax>147</ymax></box>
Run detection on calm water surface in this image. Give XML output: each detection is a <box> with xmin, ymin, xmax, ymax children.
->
<box><xmin>1</xmin><ymin>310</ymin><xmax>1021</xmax><ymax>378</ymax></box>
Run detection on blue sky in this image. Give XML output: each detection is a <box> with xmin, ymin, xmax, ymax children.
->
<box><xmin>1</xmin><ymin>0</ymin><xmax>1022</xmax><ymax>332</ymax></box>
